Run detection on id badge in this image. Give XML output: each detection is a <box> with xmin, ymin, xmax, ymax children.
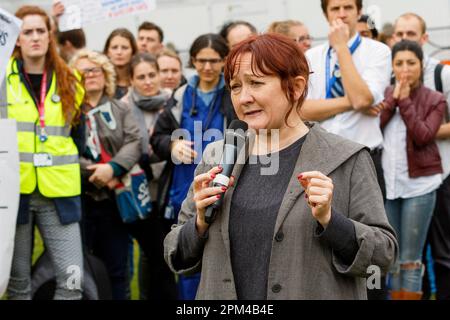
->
<box><xmin>33</xmin><ymin>153</ymin><xmax>53</xmax><ymax>167</ymax></box>
<box><xmin>164</xmin><ymin>204</ymin><xmax>175</xmax><ymax>220</ymax></box>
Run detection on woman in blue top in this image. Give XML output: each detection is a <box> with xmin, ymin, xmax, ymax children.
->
<box><xmin>151</xmin><ymin>33</ymin><xmax>236</xmax><ymax>299</ymax></box>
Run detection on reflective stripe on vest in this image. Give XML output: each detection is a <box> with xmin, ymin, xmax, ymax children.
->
<box><xmin>16</xmin><ymin>122</ymin><xmax>71</xmax><ymax>137</ymax></box>
<box><xmin>19</xmin><ymin>153</ymin><xmax>79</xmax><ymax>165</ymax></box>
<box><xmin>16</xmin><ymin>122</ymin><xmax>35</xmax><ymax>132</ymax></box>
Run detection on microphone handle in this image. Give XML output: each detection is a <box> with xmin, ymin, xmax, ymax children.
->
<box><xmin>204</xmin><ymin>181</ymin><xmax>227</xmax><ymax>224</ymax></box>
<box><xmin>203</xmin><ymin>143</ymin><xmax>238</xmax><ymax>225</ymax></box>
<box><xmin>204</xmin><ymin>206</ymin><xmax>215</xmax><ymax>225</ymax></box>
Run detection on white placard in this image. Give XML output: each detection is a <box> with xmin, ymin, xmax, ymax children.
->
<box><xmin>0</xmin><ymin>119</ymin><xmax>20</xmax><ymax>297</ymax></box>
<box><xmin>58</xmin><ymin>0</ymin><xmax>157</xmax><ymax>32</ymax></box>
<box><xmin>0</xmin><ymin>8</ymin><xmax>22</xmax><ymax>83</ymax></box>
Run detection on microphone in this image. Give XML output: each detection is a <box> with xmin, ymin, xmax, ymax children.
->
<box><xmin>204</xmin><ymin>120</ymin><xmax>248</xmax><ymax>224</ymax></box>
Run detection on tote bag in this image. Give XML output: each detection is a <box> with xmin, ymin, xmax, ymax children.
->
<box><xmin>114</xmin><ymin>164</ymin><xmax>152</xmax><ymax>223</ymax></box>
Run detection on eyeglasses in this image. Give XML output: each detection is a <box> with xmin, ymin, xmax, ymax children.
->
<box><xmin>294</xmin><ymin>35</ymin><xmax>314</xmax><ymax>43</ymax></box>
<box><xmin>193</xmin><ymin>58</ymin><xmax>223</xmax><ymax>66</ymax></box>
<box><xmin>79</xmin><ymin>67</ymin><xmax>103</xmax><ymax>76</ymax></box>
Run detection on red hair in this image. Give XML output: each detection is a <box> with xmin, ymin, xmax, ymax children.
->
<box><xmin>224</xmin><ymin>33</ymin><xmax>310</xmax><ymax>124</ymax></box>
<box><xmin>14</xmin><ymin>6</ymin><xmax>81</xmax><ymax>125</ymax></box>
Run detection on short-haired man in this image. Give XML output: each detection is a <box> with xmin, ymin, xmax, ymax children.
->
<box><xmin>51</xmin><ymin>1</ymin><xmax>86</xmax><ymax>62</ymax></box>
<box><xmin>393</xmin><ymin>12</ymin><xmax>450</xmax><ymax>301</ymax></box>
<box><xmin>137</xmin><ymin>21</ymin><xmax>164</xmax><ymax>54</ymax></box>
<box><xmin>57</xmin><ymin>29</ymin><xmax>86</xmax><ymax>62</ymax></box>
<box><xmin>303</xmin><ymin>0</ymin><xmax>391</xmax><ymax>204</ymax></box>
<box><xmin>219</xmin><ymin>20</ymin><xmax>257</xmax><ymax>48</ymax></box>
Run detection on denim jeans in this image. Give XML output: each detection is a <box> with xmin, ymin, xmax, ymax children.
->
<box><xmin>178</xmin><ymin>273</ymin><xmax>201</xmax><ymax>300</ymax></box>
<box><xmin>385</xmin><ymin>191</ymin><xmax>436</xmax><ymax>292</ymax></box>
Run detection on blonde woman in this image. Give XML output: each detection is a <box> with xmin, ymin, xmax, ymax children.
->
<box><xmin>70</xmin><ymin>50</ymin><xmax>141</xmax><ymax>300</ymax></box>
<box><xmin>157</xmin><ymin>49</ymin><xmax>185</xmax><ymax>92</ymax></box>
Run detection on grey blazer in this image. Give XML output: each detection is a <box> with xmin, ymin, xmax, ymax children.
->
<box><xmin>164</xmin><ymin>124</ymin><xmax>398</xmax><ymax>300</ymax></box>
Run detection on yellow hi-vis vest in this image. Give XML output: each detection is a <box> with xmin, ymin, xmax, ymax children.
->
<box><xmin>1</xmin><ymin>58</ymin><xmax>84</xmax><ymax>198</ymax></box>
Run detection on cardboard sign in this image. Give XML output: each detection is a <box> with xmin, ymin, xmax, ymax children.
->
<box><xmin>0</xmin><ymin>8</ymin><xmax>22</xmax><ymax>82</ymax></box>
<box><xmin>59</xmin><ymin>0</ymin><xmax>157</xmax><ymax>32</ymax></box>
<box><xmin>0</xmin><ymin>119</ymin><xmax>20</xmax><ymax>297</ymax></box>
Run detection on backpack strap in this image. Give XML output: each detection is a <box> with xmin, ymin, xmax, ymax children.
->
<box><xmin>390</xmin><ymin>74</ymin><xmax>395</xmax><ymax>86</ymax></box>
<box><xmin>433</xmin><ymin>64</ymin><xmax>449</xmax><ymax>122</ymax></box>
<box><xmin>435</xmin><ymin>63</ymin><xmax>444</xmax><ymax>93</ymax></box>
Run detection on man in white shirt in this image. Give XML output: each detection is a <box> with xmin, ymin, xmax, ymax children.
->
<box><xmin>302</xmin><ymin>0</ymin><xmax>392</xmax><ymax>300</ymax></box>
<box><xmin>393</xmin><ymin>12</ymin><xmax>450</xmax><ymax>300</ymax></box>
<box><xmin>303</xmin><ymin>0</ymin><xmax>391</xmax><ymax>187</ymax></box>
<box><xmin>303</xmin><ymin>0</ymin><xmax>391</xmax><ymax>147</ymax></box>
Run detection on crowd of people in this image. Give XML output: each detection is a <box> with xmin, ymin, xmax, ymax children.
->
<box><xmin>1</xmin><ymin>0</ymin><xmax>450</xmax><ymax>300</ymax></box>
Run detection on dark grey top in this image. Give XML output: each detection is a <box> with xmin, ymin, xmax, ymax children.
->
<box><xmin>173</xmin><ymin>129</ymin><xmax>362</xmax><ymax>299</ymax></box>
<box><xmin>228</xmin><ymin>134</ymin><xmax>359</xmax><ymax>300</ymax></box>
<box><xmin>166</xmin><ymin>124</ymin><xmax>397</xmax><ymax>300</ymax></box>
<box><xmin>229</xmin><ymin>135</ymin><xmax>306</xmax><ymax>300</ymax></box>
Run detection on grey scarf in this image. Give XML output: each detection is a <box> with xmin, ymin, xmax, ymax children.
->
<box><xmin>128</xmin><ymin>88</ymin><xmax>169</xmax><ymax>155</ymax></box>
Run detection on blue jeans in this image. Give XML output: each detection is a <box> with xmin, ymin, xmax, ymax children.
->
<box><xmin>385</xmin><ymin>191</ymin><xmax>436</xmax><ymax>292</ymax></box>
<box><xmin>178</xmin><ymin>273</ymin><xmax>200</xmax><ymax>300</ymax></box>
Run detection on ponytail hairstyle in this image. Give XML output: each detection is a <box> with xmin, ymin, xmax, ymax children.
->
<box><xmin>14</xmin><ymin>5</ymin><xmax>81</xmax><ymax>125</ymax></box>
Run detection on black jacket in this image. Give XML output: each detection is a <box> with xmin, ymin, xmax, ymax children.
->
<box><xmin>150</xmin><ymin>84</ymin><xmax>237</xmax><ymax>214</ymax></box>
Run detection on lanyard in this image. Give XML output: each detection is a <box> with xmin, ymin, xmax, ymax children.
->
<box><xmin>24</xmin><ymin>70</ymin><xmax>48</xmax><ymax>142</ymax></box>
<box><xmin>325</xmin><ymin>34</ymin><xmax>362</xmax><ymax>98</ymax></box>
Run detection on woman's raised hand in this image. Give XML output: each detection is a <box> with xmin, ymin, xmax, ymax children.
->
<box><xmin>393</xmin><ymin>74</ymin><xmax>411</xmax><ymax>101</ymax></box>
<box><xmin>298</xmin><ymin>171</ymin><xmax>334</xmax><ymax>228</ymax></box>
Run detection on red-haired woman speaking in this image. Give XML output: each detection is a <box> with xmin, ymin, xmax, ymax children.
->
<box><xmin>163</xmin><ymin>33</ymin><xmax>398</xmax><ymax>299</ymax></box>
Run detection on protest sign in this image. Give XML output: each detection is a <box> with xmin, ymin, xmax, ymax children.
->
<box><xmin>59</xmin><ymin>0</ymin><xmax>157</xmax><ymax>32</ymax></box>
<box><xmin>0</xmin><ymin>119</ymin><xmax>20</xmax><ymax>297</ymax></box>
<box><xmin>0</xmin><ymin>8</ymin><xmax>22</xmax><ymax>82</ymax></box>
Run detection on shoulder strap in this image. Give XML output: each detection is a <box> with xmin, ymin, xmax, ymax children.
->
<box><xmin>433</xmin><ymin>63</ymin><xmax>449</xmax><ymax>122</ymax></box>
<box><xmin>435</xmin><ymin>63</ymin><xmax>444</xmax><ymax>93</ymax></box>
<box><xmin>0</xmin><ymin>77</ymin><xmax>7</xmax><ymax>118</ymax></box>
<box><xmin>390</xmin><ymin>74</ymin><xmax>396</xmax><ymax>86</ymax></box>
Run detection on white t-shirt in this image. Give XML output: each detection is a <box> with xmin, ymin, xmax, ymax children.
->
<box><xmin>305</xmin><ymin>34</ymin><xmax>392</xmax><ymax>150</ymax></box>
<box><xmin>382</xmin><ymin>109</ymin><xmax>442</xmax><ymax>200</ymax></box>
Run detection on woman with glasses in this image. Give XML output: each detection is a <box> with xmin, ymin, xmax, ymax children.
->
<box><xmin>70</xmin><ymin>50</ymin><xmax>141</xmax><ymax>300</ymax></box>
<box><xmin>267</xmin><ymin>20</ymin><xmax>313</xmax><ymax>52</ymax></box>
<box><xmin>151</xmin><ymin>33</ymin><xmax>237</xmax><ymax>300</ymax></box>
<box><xmin>4</xmin><ymin>5</ymin><xmax>84</xmax><ymax>300</ymax></box>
